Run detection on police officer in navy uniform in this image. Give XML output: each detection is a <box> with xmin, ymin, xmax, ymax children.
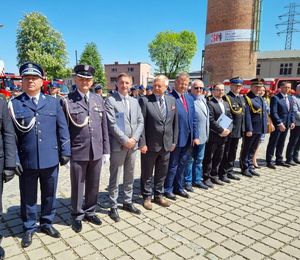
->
<box><xmin>240</xmin><ymin>78</ymin><xmax>268</xmax><ymax>177</ymax></box>
<box><xmin>219</xmin><ymin>77</ymin><xmax>245</xmax><ymax>181</ymax></box>
<box><xmin>62</xmin><ymin>64</ymin><xmax>110</xmax><ymax>233</ymax></box>
<box><xmin>0</xmin><ymin>94</ymin><xmax>18</xmax><ymax>259</ymax></box>
<box><xmin>9</xmin><ymin>62</ymin><xmax>71</xmax><ymax>247</ymax></box>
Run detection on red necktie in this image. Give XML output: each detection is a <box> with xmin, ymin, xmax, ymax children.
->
<box><xmin>181</xmin><ymin>95</ymin><xmax>188</xmax><ymax>112</ymax></box>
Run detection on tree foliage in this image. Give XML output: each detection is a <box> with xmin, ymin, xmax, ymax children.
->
<box><xmin>16</xmin><ymin>12</ymin><xmax>70</xmax><ymax>79</ymax></box>
<box><xmin>79</xmin><ymin>42</ymin><xmax>106</xmax><ymax>87</ymax></box>
<box><xmin>148</xmin><ymin>30</ymin><xmax>197</xmax><ymax>79</ymax></box>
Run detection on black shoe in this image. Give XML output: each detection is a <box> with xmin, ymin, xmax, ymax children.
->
<box><xmin>253</xmin><ymin>164</ymin><xmax>262</xmax><ymax>169</ymax></box>
<box><xmin>185</xmin><ymin>185</ymin><xmax>194</xmax><ymax>192</ymax></box>
<box><xmin>0</xmin><ymin>246</ymin><xmax>4</xmax><ymax>260</ymax></box>
<box><xmin>249</xmin><ymin>169</ymin><xmax>260</xmax><ymax>177</ymax></box>
<box><xmin>211</xmin><ymin>178</ymin><xmax>224</xmax><ymax>185</ymax></box>
<box><xmin>109</xmin><ymin>208</ymin><xmax>120</xmax><ymax>222</ymax></box>
<box><xmin>84</xmin><ymin>215</ymin><xmax>102</xmax><ymax>225</ymax></box>
<box><xmin>220</xmin><ymin>176</ymin><xmax>231</xmax><ymax>183</ymax></box>
<box><xmin>227</xmin><ymin>173</ymin><xmax>240</xmax><ymax>180</ymax></box>
<box><xmin>193</xmin><ymin>182</ymin><xmax>209</xmax><ymax>189</ymax></box>
<box><xmin>276</xmin><ymin>161</ymin><xmax>291</xmax><ymax>167</ymax></box>
<box><xmin>203</xmin><ymin>179</ymin><xmax>214</xmax><ymax>188</ymax></box>
<box><xmin>40</xmin><ymin>226</ymin><xmax>61</xmax><ymax>238</ymax></box>
<box><xmin>123</xmin><ymin>203</ymin><xmax>141</xmax><ymax>215</ymax></box>
<box><xmin>293</xmin><ymin>158</ymin><xmax>300</xmax><ymax>164</ymax></box>
<box><xmin>267</xmin><ymin>163</ymin><xmax>276</xmax><ymax>169</ymax></box>
<box><xmin>241</xmin><ymin>169</ymin><xmax>253</xmax><ymax>178</ymax></box>
<box><xmin>286</xmin><ymin>160</ymin><xmax>297</xmax><ymax>166</ymax></box>
<box><xmin>164</xmin><ymin>192</ymin><xmax>177</xmax><ymax>200</ymax></box>
<box><xmin>21</xmin><ymin>232</ymin><xmax>33</xmax><ymax>248</ymax></box>
<box><xmin>174</xmin><ymin>190</ymin><xmax>190</xmax><ymax>198</ymax></box>
<box><xmin>71</xmin><ymin>220</ymin><xmax>82</xmax><ymax>233</ymax></box>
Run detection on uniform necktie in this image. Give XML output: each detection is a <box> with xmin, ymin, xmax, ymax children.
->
<box><xmin>181</xmin><ymin>95</ymin><xmax>188</xmax><ymax>112</ymax></box>
<box><xmin>159</xmin><ymin>97</ymin><xmax>166</xmax><ymax>120</ymax></box>
<box><xmin>285</xmin><ymin>96</ymin><xmax>290</xmax><ymax>111</ymax></box>
<box><xmin>84</xmin><ymin>95</ymin><xmax>88</xmax><ymax>105</ymax></box>
<box><xmin>32</xmin><ymin>97</ymin><xmax>38</xmax><ymax>106</ymax></box>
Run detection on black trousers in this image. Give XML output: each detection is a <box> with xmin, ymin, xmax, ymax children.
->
<box><xmin>141</xmin><ymin>149</ymin><xmax>170</xmax><ymax>199</ymax></box>
<box><xmin>266</xmin><ymin>128</ymin><xmax>288</xmax><ymax>163</ymax></box>
<box><xmin>219</xmin><ymin>138</ymin><xmax>240</xmax><ymax>177</ymax></box>
<box><xmin>240</xmin><ymin>134</ymin><xmax>261</xmax><ymax>171</ymax></box>
<box><xmin>286</xmin><ymin>126</ymin><xmax>300</xmax><ymax>161</ymax></box>
<box><xmin>203</xmin><ymin>141</ymin><xmax>225</xmax><ymax>181</ymax></box>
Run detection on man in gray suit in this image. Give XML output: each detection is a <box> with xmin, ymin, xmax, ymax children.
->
<box><xmin>105</xmin><ymin>73</ymin><xmax>144</xmax><ymax>222</ymax></box>
<box><xmin>62</xmin><ymin>64</ymin><xmax>110</xmax><ymax>233</ymax></box>
<box><xmin>184</xmin><ymin>80</ymin><xmax>210</xmax><ymax>191</ymax></box>
<box><xmin>139</xmin><ymin>75</ymin><xmax>178</xmax><ymax>210</ymax></box>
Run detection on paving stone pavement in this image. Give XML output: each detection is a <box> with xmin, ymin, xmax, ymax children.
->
<box><xmin>1</xmin><ymin>136</ymin><xmax>300</xmax><ymax>260</ymax></box>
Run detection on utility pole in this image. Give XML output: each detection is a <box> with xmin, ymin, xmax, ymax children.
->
<box><xmin>276</xmin><ymin>3</ymin><xmax>300</xmax><ymax>50</ymax></box>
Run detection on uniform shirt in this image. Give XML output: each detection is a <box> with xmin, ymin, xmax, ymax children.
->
<box><xmin>214</xmin><ymin>97</ymin><xmax>225</xmax><ymax>114</ymax></box>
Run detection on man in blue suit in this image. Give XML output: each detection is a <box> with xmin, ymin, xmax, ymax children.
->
<box><xmin>9</xmin><ymin>62</ymin><xmax>71</xmax><ymax>248</ymax></box>
<box><xmin>266</xmin><ymin>81</ymin><xmax>295</xmax><ymax>169</ymax></box>
<box><xmin>164</xmin><ymin>73</ymin><xmax>199</xmax><ymax>200</ymax></box>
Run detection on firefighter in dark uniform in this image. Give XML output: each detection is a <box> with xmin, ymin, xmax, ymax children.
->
<box><xmin>0</xmin><ymin>94</ymin><xmax>18</xmax><ymax>259</ymax></box>
<box><xmin>62</xmin><ymin>64</ymin><xmax>110</xmax><ymax>233</ymax></box>
<box><xmin>9</xmin><ymin>62</ymin><xmax>71</xmax><ymax>247</ymax></box>
<box><xmin>240</xmin><ymin>78</ymin><xmax>268</xmax><ymax>177</ymax></box>
<box><xmin>219</xmin><ymin>77</ymin><xmax>245</xmax><ymax>181</ymax></box>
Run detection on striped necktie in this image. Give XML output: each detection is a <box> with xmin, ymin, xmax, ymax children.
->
<box><xmin>159</xmin><ymin>97</ymin><xmax>166</xmax><ymax>119</ymax></box>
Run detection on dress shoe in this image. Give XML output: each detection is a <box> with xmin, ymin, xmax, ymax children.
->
<box><xmin>220</xmin><ymin>176</ymin><xmax>231</xmax><ymax>183</ymax></box>
<box><xmin>143</xmin><ymin>198</ymin><xmax>152</xmax><ymax>210</ymax></box>
<box><xmin>123</xmin><ymin>203</ymin><xmax>141</xmax><ymax>215</ymax></box>
<box><xmin>293</xmin><ymin>158</ymin><xmax>300</xmax><ymax>164</ymax></box>
<box><xmin>71</xmin><ymin>220</ymin><xmax>82</xmax><ymax>233</ymax></box>
<box><xmin>249</xmin><ymin>169</ymin><xmax>260</xmax><ymax>177</ymax></box>
<box><xmin>164</xmin><ymin>192</ymin><xmax>177</xmax><ymax>200</ymax></box>
<box><xmin>276</xmin><ymin>161</ymin><xmax>291</xmax><ymax>167</ymax></box>
<box><xmin>109</xmin><ymin>208</ymin><xmax>120</xmax><ymax>222</ymax></box>
<box><xmin>185</xmin><ymin>185</ymin><xmax>194</xmax><ymax>192</ymax></box>
<box><xmin>227</xmin><ymin>173</ymin><xmax>240</xmax><ymax>180</ymax></box>
<box><xmin>174</xmin><ymin>190</ymin><xmax>190</xmax><ymax>198</ymax></box>
<box><xmin>211</xmin><ymin>178</ymin><xmax>224</xmax><ymax>185</ymax></box>
<box><xmin>40</xmin><ymin>226</ymin><xmax>61</xmax><ymax>238</ymax></box>
<box><xmin>21</xmin><ymin>232</ymin><xmax>33</xmax><ymax>248</ymax></box>
<box><xmin>0</xmin><ymin>246</ymin><xmax>4</xmax><ymax>260</ymax></box>
<box><xmin>253</xmin><ymin>164</ymin><xmax>262</xmax><ymax>169</ymax></box>
<box><xmin>286</xmin><ymin>160</ymin><xmax>297</xmax><ymax>166</ymax></box>
<box><xmin>193</xmin><ymin>182</ymin><xmax>209</xmax><ymax>189</ymax></box>
<box><xmin>84</xmin><ymin>215</ymin><xmax>102</xmax><ymax>225</ymax></box>
<box><xmin>154</xmin><ymin>196</ymin><xmax>171</xmax><ymax>207</ymax></box>
<box><xmin>267</xmin><ymin>163</ymin><xmax>276</xmax><ymax>169</ymax></box>
<box><xmin>241</xmin><ymin>169</ymin><xmax>253</xmax><ymax>178</ymax></box>
<box><xmin>203</xmin><ymin>179</ymin><xmax>214</xmax><ymax>188</ymax></box>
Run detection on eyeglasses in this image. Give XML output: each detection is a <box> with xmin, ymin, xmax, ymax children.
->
<box><xmin>194</xmin><ymin>87</ymin><xmax>204</xmax><ymax>90</ymax></box>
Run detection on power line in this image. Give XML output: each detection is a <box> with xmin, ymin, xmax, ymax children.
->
<box><xmin>276</xmin><ymin>3</ymin><xmax>300</xmax><ymax>50</ymax></box>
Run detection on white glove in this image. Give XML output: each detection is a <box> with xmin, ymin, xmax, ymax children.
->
<box><xmin>102</xmin><ymin>154</ymin><xmax>110</xmax><ymax>165</ymax></box>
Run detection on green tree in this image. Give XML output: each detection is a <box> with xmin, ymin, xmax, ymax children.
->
<box><xmin>148</xmin><ymin>30</ymin><xmax>197</xmax><ymax>79</ymax></box>
<box><xmin>79</xmin><ymin>42</ymin><xmax>106</xmax><ymax>87</ymax></box>
<box><xmin>16</xmin><ymin>12</ymin><xmax>70</xmax><ymax>79</ymax></box>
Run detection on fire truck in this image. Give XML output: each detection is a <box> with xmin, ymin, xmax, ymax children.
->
<box><xmin>223</xmin><ymin>77</ymin><xmax>300</xmax><ymax>95</ymax></box>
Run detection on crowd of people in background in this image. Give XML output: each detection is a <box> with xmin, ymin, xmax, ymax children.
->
<box><xmin>0</xmin><ymin>62</ymin><xmax>299</xmax><ymax>259</ymax></box>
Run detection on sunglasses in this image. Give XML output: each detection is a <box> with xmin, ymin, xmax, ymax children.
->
<box><xmin>194</xmin><ymin>87</ymin><xmax>204</xmax><ymax>90</ymax></box>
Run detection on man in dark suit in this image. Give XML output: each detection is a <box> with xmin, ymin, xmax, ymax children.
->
<box><xmin>0</xmin><ymin>94</ymin><xmax>18</xmax><ymax>259</ymax></box>
<box><xmin>105</xmin><ymin>73</ymin><xmax>144</xmax><ymax>222</ymax></box>
<box><xmin>62</xmin><ymin>64</ymin><xmax>110</xmax><ymax>232</ymax></box>
<box><xmin>9</xmin><ymin>62</ymin><xmax>71</xmax><ymax>247</ymax></box>
<box><xmin>164</xmin><ymin>72</ymin><xmax>200</xmax><ymax>200</ymax></box>
<box><xmin>203</xmin><ymin>83</ymin><xmax>232</xmax><ymax>188</ymax></box>
<box><xmin>240</xmin><ymin>78</ymin><xmax>268</xmax><ymax>177</ymax></box>
<box><xmin>139</xmin><ymin>75</ymin><xmax>178</xmax><ymax>210</ymax></box>
<box><xmin>219</xmin><ymin>77</ymin><xmax>245</xmax><ymax>182</ymax></box>
<box><xmin>266</xmin><ymin>81</ymin><xmax>295</xmax><ymax>168</ymax></box>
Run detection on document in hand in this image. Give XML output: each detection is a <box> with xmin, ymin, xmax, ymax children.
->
<box><xmin>217</xmin><ymin>113</ymin><xmax>233</xmax><ymax>130</ymax></box>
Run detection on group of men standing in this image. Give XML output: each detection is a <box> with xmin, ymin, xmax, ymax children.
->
<box><xmin>0</xmin><ymin>60</ymin><xmax>299</xmax><ymax>258</ymax></box>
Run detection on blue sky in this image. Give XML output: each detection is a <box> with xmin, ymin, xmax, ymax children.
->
<box><xmin>0</xmin><ymin>0</ymin><xmax>300</xmax><ymax>74</ymax></box>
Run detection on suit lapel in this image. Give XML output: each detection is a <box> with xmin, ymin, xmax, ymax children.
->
<box><xmin>150</xmin><ymin>94</ymin><xmax>164</xmax><ymax>121</ymax></box>
<box><xmin>22</xmin><ymin>94</ymin><xmax>37</xmax><ymax>111</ymax></box>
<box><xmin>36</xmin><ymin>93</ymin><xmax>47</xmax><ymax>110</ymax></box>
<box><xmin>74</xmin><ymin>90</ymin><xmax>88</xmax><ymax>110</ymax></box>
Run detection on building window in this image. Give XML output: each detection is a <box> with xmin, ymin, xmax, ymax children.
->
<box><xmin>297</xmin><ymin>63</ymin><xmax>300</xmax><ymax>75</ymax></box>
<box><xmin>111</xmin><ymin>68</ymin><xmax>117</xmax><ymax>72</ymax></box>
<box><xmin>256</xmin><ymin>64</ymin><xmax>261</xmax><ymax>76</ymax></box>
<box><xmin>132</xmin><ymin>76</ymin><xmax>134</xmax><ymax>83</ymax></box>
<box><xmin>110</xmin><ymin>77</ymin><xmax>117</xmax><ymax>83</ymax></box>
<box><xmin>128</xmin><ymin>67</ymin><xmax>134</xmax><ymax>72</ymax></box>
<box><xmin>280</xmin><ymin>63</ymin><xmax>293</xmax><ymax>75</ymax></box>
